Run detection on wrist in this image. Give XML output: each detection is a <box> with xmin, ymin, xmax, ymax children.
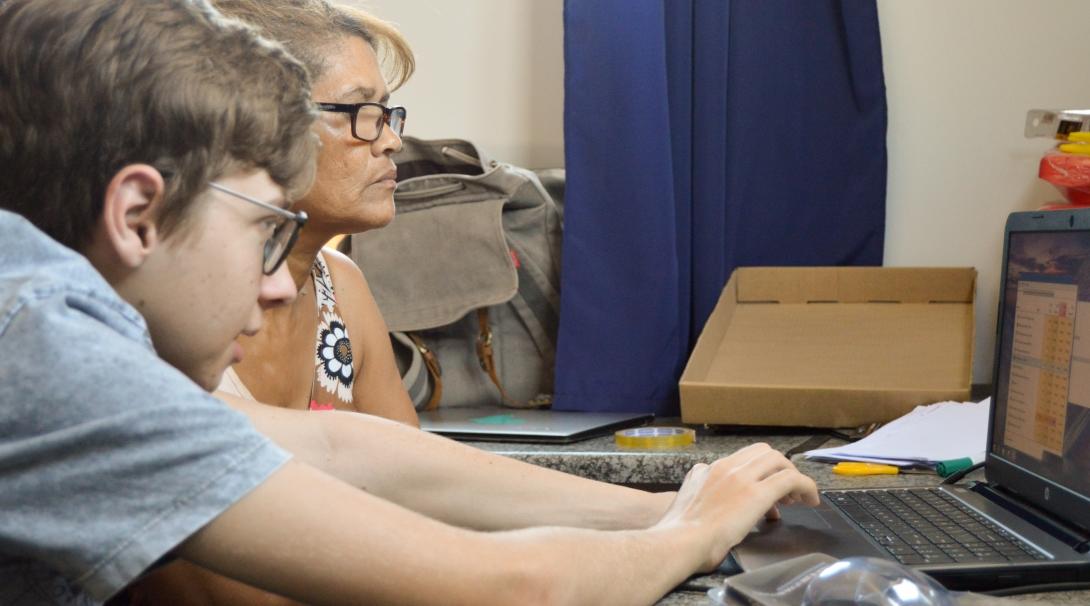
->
<box><xmin>643</xmin><ymin>490</ymin><xmax>677</xmax><ymax>527</ymax></box>
<box><xmin>611</xmin><ymin>487</ymin><xmax>677</xmax><ymax>530</ymax></box>
<box><xmin>646</xmin><ymin>516</ymin><xmax>716</xmax><ymax>574</ymax></box>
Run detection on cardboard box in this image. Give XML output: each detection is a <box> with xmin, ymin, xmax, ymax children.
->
<box><xmin>679</xmin><ymin>267</ymin><xmax>976</xmax><ymax>428</ymax></box>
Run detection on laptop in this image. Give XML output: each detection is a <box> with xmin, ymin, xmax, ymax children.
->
<box><xmin>732</xmin><ymin>208</ymin><xmax>1090</xmax><ymax>591</ymax></box>
<box><xmin>419</xmin><ymin>407</ymin><xmax>653</xmax><ymax>444</ymax></box>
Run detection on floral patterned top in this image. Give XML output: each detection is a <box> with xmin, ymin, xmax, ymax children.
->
<box><xmin>309</xmin><ymin>252</ymin><xmax>354</xmax><ymax>411</ymax></box>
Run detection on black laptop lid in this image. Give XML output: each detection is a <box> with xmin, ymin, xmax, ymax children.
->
<box><xmin>987</xmin><ymin>207</ymin><xmax>1090</xmax><ymax>534</ymax></box>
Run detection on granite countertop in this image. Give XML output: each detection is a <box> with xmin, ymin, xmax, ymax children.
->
<box><xmin>467</xmin><ymin>424</ymin><xmax>945</xmax><ymax>487</ymax></box>
<box><xmin>467</xmin><ymin>423</ymin><xmax>1090</xmax><ymax>606</ymax></box>
<box><xmin>467</xmin><ymin>428</ymin><xmax>779</xmax><ymax>484</ymax></box>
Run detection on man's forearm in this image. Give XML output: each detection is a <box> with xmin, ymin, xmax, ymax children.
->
<box><xmin>222</xmin><ymin>394</ymin><xmax>673</xmax><ymax>531</ymax></box>
<box><xmin>325</xmin><ymin>409</ymin><xmax>674</xmax><ymax>530</ymax></box>
<box><xmin>182</xmin><ymin>461</ymin><xmax>708</xmax><ymax>606</ymax></box>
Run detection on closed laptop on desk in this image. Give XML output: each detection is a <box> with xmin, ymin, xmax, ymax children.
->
<box><xmin>733</xmin><ymin>208</ymin><xmax>1090</xmax><ymax>591</ymax></box>
<box><xmin>419</xmin><ymin>408</ymin><xmax>653</xmax><ymax>444</ymax></box>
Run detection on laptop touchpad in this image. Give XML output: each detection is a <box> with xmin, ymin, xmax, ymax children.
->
<box><xmin>734</xmin><ymin>504</ymin><xmax>883</xmax><ymax>571</ymax></box>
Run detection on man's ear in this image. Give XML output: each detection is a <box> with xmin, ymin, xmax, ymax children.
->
<box><xmin>99</xmin><ymin>165</ymin><xmax>167</xmax><ymax>268</ymax></box>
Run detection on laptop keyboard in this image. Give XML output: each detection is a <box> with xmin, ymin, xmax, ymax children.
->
<box><xmin>827</xmin><ymin>488</ymin><xmax>1049</xmax><ymax>565</ymax></box>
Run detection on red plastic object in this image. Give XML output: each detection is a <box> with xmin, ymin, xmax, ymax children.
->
<box><xmin>1039</xmin><ymin>150</ymin><xmax>1090</xmax><ymax>207</ymax></box>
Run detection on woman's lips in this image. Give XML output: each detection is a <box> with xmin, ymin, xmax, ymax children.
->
<box><xmin>371</xmin><ymin>168</ymin><xmax>398</xmax><ymax>188</ymax></box>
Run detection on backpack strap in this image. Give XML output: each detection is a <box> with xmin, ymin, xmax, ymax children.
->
<box><xmin>507</xmin><ymin>250</ymin><xmax>559</xmax><ymax>361</ymax></box>
<box><xmin>475</xmin><ymin>308</ymin><xmax>551</xmax><ymax>409</ymax></box>
<box><xmin>392</xmin><ymin>331</ymin><xmax>443</xmax><ymax>411</ymax></box>
<box><xmin>407</xmin><ymin>332</ymin><xmax>444</xmax><ymax>411</ymax></box>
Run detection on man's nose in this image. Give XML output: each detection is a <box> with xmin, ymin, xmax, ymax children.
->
<box><xmin>258</xmin><ymin>262</ymin><xmax>297</xmax><ymax>309</ymax></box>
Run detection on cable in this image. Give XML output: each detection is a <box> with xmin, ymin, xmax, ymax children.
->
<box><xmin>673</xmin><ymin>581</ymin><xmax>718</xmax><ymax>593</ymax></box>
<box><xmin>984</xmin><ymin>581</ymin><xmax>1090</xmax><ymax>596</ymax></box>
<box><xmin>940</xmin><ymin>461</ymin><xmax>985</xmax><ymax>485</ymax></box>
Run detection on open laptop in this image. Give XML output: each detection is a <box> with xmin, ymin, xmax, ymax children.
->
<box><xmin>419</xmin><ymin>407</ymin><xmax>653</xmax><ymax>444</ymax></box>
<box><xmin>732</xmin><ymin>208</ymin><xmax>1090</xmax><ymax>591</ymax></box>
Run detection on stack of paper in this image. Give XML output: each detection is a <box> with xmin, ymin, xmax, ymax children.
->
<box><xmin>804</xmin><ymin>399</ymin><xmax>990</xmax><ymax>468</ymax></box>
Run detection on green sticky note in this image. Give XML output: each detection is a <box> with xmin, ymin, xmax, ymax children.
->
<box><xmin>470</xmin><ymin>414</ymin><xmax>524</xmax><ymax>425</ymax></box>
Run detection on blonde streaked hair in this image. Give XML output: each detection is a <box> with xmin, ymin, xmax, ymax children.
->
<box><xmin>213</xmin><ymin>0</ymin><xmax>415</xmax><ymax>91</ymax></box>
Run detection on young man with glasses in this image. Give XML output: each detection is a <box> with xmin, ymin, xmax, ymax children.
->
<box><xmin>0</xmin><ymin>0</ymin><xmax>317</xmax><ymax>601</ymax></box>
<box><xmin>0</xmin><ymin>1</ymin><xmax>818</xmax><ymax>604</ymax></box>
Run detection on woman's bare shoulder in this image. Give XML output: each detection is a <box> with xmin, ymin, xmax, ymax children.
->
<box><xmin>321</xmin><ymin>246</ymin><xmax>376</xmax><ymax>299</ymax></box>
<box><xmin>319</xmin><ymin>246</ymin><xmax>381</xmax><ymax>320</ymax></box>
<box><xmin>321</xmin><ymin>246</ymin><xmax>367</xmax><ymax>283</ymax></box>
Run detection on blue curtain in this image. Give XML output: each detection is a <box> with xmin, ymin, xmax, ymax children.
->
<box><xmin>555</xmin><ymin>0</ymin><xmax>887</xmax><ymax>416</ymax></box>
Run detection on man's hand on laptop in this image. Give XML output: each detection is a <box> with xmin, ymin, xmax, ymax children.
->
<box><xmin>654</xmin><ymin>442</ymin><xmax>820</xmax><ymax>572</ymax></box>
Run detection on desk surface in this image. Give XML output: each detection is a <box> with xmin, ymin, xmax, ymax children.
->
<box><xmin>466</xmin><ymin>424</ymin><xmax>1090</xmax><ymax>605</ymax></box>
<box><xmin>466</xmin><ymin>426</ymin><xmax>944</xmax><ymax>487</ymax></box>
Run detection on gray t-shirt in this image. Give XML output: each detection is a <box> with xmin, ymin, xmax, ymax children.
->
<box><xmin>0</xmin><ymin>210</ymin><xmax>291</xmax><ymax>604</ymax></box>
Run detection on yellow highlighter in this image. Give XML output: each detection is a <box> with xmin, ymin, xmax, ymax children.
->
<box><xmin>832</xmin><ymin>462</ymin><xmax>901</xmax><ymax>476</ymax></box>
<box><xmin>1058</xmin><ymin>142</ymin><xmax>1090</xmax><ymax>155</ymax></box>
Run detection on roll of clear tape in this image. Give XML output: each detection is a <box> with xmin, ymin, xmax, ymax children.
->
<box><xmin>614</xmin><ymin>426</ymin><xmax>696</xmax><ymax>449</ymax></box>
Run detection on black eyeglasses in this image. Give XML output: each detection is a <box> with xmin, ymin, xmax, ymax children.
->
<box><xmin>316</xmin><ymin>101</ymin><xmax>406</xmax><ymax>142</ymax></box>
<box><xmin>208</xmin><ymin>182</ymin><xmax>308</xmax><ymax>275</ymax></box>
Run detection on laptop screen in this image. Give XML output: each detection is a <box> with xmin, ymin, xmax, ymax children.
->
<box><xmin>990</xmin><ymin>221</ymin><xmax>1090</xmax><ymax>523</ymax></box>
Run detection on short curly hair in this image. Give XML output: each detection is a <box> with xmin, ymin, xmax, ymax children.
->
<box><xmin>0</xmin><ymin>0</ymin><xmax>320</xmax><ymax>251</ymax></box>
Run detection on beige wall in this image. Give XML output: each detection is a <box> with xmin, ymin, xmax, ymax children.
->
<box><xmin>359</xmin><ymin>0</ymin><xmax>1090</xmax><ymax>384</ymax></box>
<box><xmin>878</xmin><ymin>0</ymin><xmax>1090</xmax><ymax>382</ymax></box>
<box><xmin>358</xmin><ymin>0</ymin><xmax>564</xmax><ymax>169</ymax></box>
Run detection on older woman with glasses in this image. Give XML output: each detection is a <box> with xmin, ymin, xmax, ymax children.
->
<box><xmin>211</xmin><ymin>1</ymin><xmax>419</xmax><ymax>424</ymax></box>
<box><xmin>125</xmin><ymin>2</ymin><xmax>419</xmax><ymax>604</ymax></box>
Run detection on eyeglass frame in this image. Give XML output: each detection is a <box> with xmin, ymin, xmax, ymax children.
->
<box><xmin>208</xmin><ymin>181</ymin><xmax>308</xmax><ymax>275</ymax></box>
<box><xmin>315</xmin><ymin>101</ymin><xmax>407</xmax><ymax>142</ymax></box>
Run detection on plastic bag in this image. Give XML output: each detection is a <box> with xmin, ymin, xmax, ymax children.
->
<box><xmin>707</xmin><ymin>553</ymin><xmax>1012</xmax><ymax>606</ymax></box>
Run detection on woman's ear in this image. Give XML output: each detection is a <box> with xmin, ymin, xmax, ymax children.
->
<box><xmin>98</xmin><ymin>165</ymin><xmax>167</xmax><ymax>268</ymax></box>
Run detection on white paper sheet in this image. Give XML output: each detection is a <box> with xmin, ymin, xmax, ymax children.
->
<box><xmin>804</xmin><ymin>398</ymin><xmax>990</xmax><ymax>468</ymax></box>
